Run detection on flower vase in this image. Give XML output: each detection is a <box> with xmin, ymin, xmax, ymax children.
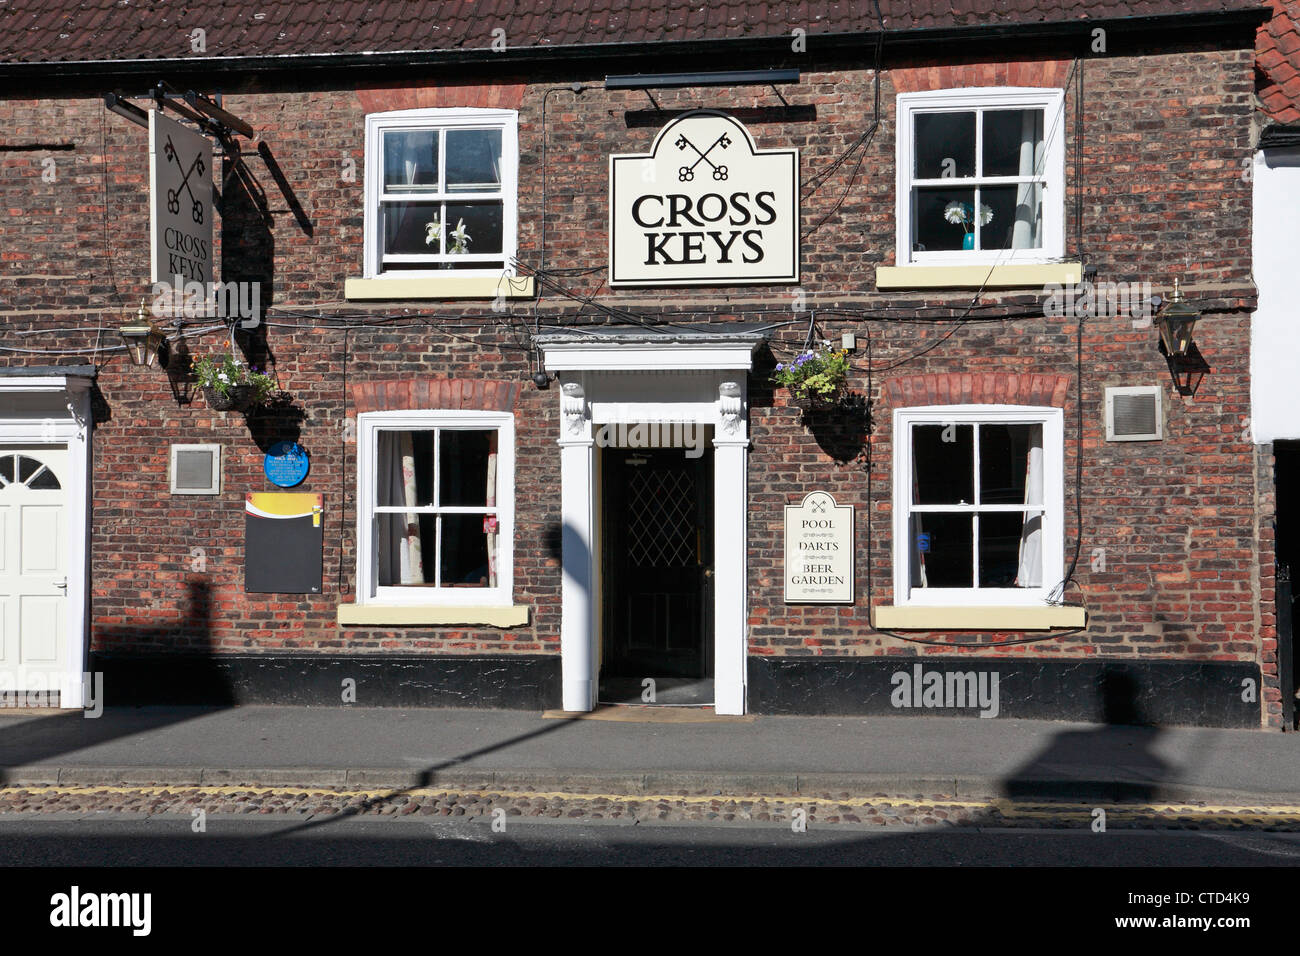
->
<box><xmin>962</xmin><ymin>233</ymin><xmax>974</xmax><ymax>250</ymax></box>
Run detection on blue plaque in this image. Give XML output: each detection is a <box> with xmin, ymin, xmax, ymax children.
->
<box><xmin>264</xmin><ymin>441</ymin><xmax>309</xmax><ymax>488</ymax></box>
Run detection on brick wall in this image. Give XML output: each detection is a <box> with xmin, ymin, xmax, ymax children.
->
<box><xmin>0</xmin><ymin>36</ymin><xmax>1269</xmax><ymax>715</ymax></box>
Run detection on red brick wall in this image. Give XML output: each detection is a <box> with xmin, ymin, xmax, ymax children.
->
<box><xmin>0</xmin><ymin>38</ymin><xmax>1269</xmax><ymax>715</ymax></box>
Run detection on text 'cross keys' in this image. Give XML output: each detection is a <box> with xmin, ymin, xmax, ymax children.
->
<box><xmin>164</xmin><ymin>134</ymin><xmax>207</xmax><ymax>225</ymax></box>
<box><xmin>674</xmin><ymin>132</ymin><xmax>732</xmax><ymax>182</ymax></box>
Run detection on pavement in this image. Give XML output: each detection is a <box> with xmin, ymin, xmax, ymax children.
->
<box><xmin>1</xmin><ymin>705</ymin><xmax>1299</xmax><ymax>804</ymax></box>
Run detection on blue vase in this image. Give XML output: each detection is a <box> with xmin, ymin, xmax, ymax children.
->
<box><xmin>962</xmin><ymin>233</ymin><xmax>974</xmax><ymax>250</ymax></box>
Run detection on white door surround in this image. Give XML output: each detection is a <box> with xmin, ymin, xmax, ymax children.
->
<box><xmin>0</xmin><ymin>369</ymin><xmax>93</xmax><ymax>708</ymax></box>
<box><xmin>538</xmin><ymin>329</ymin><xmax>762</xmax><ymax>715</ymax></box>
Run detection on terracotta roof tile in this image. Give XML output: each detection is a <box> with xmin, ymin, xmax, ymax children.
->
<box><xmin>0</xmin><ymin>0</ymin><xmax>1267</xmax><ymax>65</ymax></box>
<box><xmin>1258</xmin><ymin>0</ymin><xmax>1300</xmax><ymax>122</ymax></box>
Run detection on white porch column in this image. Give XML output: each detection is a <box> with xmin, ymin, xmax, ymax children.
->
<box><xmin>557</xmin><ymin>381</ymin><xmax>596</xmax><ymax>712</ymax></box>
<box><xmin>713</xmin><ymin>382</ymin><xmax>749</xmax><ymax>715</ymax></box>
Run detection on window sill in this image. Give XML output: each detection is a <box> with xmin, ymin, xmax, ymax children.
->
<box><xmin>344</xmin><ymin>275</ymin><xmax>535</xmax><ymax>301</ymax></box>
<box><xmin>875</xmin><ymin>262</ymin><xmax>1082</xmax><ymax>290</ymax></box>
<box><xmin>871</xmin><ymin>604</ymin><xmax>1085</xmax><ymax>631</ymax></box>
<box><xmin>337</xmin><ymin>604</ymin><xmax>530</xmax><ymax>628</ymax></box>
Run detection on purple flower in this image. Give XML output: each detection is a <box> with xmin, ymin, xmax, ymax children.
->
<box><xmin>776</xmin><ymin>363</ymin><xmax>784</xmax><ymax>371</ymax></box>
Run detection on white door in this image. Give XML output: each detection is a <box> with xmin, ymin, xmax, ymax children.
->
<box><xmin>0</xmin><ymin>446</ymin><xmax>68</xmax><ymax>697</ymax></box>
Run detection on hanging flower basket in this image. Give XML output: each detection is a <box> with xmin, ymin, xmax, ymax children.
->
<box><xmin>193</xmin><ymin>355</ymin><xmax>277</xmax><ymax>412</ymax></box>
<box><xmin>202</xmin><ymin>385</ymin><xmax>239</xmax><ymax>411</ymax></box>
<box><xmin>773</xmin><ymin>345</ymin><xmax>850</xmax><ymax>416</ymax></box>
<box><xmin>789</xmin><ymin>389</ymin><xmax>840</xmax><ymax>414</ymax></box>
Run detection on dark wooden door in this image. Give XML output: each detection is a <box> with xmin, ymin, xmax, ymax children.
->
<box><xmin>602</xmin><ymin>446</ymin><xmax>712</xmax><ymax>680</ymax></box>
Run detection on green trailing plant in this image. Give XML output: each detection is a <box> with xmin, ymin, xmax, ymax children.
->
<box><xmin>191</xmin><ymin>354</ymin><xmax>277</xmax><ymax>407</ymax></box>
<box><xmin>772</xmin><ymin>345</ymin><xmax>850</xmax><ymax>402</ymax></box>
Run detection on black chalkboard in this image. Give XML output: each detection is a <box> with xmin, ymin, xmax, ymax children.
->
<box><xmin>245</xmin><ymin>493</ymin><xmax>323</xmax><ymax>593</ymax></box>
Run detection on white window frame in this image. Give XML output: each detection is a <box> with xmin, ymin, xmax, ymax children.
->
<box><xmin>356</xmin><ymin>410</ymin><xmax>515</xmax><ymax>606</ymax></box>
<box><xmin>362</xmin><ymin>108</ymin><xmax>519</xmax><ymax>279</ymax></box>
<box><xmin>892</xmin><ymin>405</ymin><xmax>1064</xmax><ymax>607</ymax></box>
<box><xmin>895</xmin><ymin>88</ymin><xmax>1066</xmax><ymax>267</ymax></box>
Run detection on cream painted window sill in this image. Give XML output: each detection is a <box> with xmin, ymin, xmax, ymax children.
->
<box><xmin>871</xmin><ymin>604</ymin><xmax>1086</xmax><ymax>631</ymax></box>
<box><xmin>337</xmin><ymin>604</ymin><xmax>530</xmax><ymax>628</ymax></box>
<box><xmin>344</xmin><ymin>275</ymin><xmax>535</xmax><ymax>301</ymax></box>
<box><xmin>875</xmin><ymin>263</ymin><xmax>1083</xmax><ymax>290</ymax></box>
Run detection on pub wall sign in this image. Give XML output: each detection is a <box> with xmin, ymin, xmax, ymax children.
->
<box><xmin>609</xmin><ymin>111</ymin><xmax>799</xmax><ymax>287</ymax></box>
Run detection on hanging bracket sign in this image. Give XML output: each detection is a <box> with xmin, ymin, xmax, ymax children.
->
<box><xmin>785</xmin><ymin>491</ymin><xmax>854</xmax><ymax>604</ymax></box>
<box><xmin>609</xmin><ymin>110</ymin><xmax>799</xmax><ymax>286</ymax></box>
<box><xmin>149</xmin><ymin>110</ymin><xmax>213</xmax><ymax>287</ymax></box>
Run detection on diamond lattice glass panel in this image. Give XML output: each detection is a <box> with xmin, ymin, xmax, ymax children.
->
<box><xmin>626</xmin><ymin>467</ymin><xmax>696</xmax><ymax>568</ymax></box>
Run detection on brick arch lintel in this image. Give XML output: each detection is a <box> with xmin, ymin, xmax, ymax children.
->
<box><xmin>351</xmin><ymin>379</ymin><xmax>521</xmax><ymax>414</ymax></box>
<box><xmin>890</xmin><ymin>58</ymin><xmax>1072</xmax><ymax>94</ymax></box>
<box><xmin>883</xmin><ymin>372</ymin><xmax>1071</xmax><ymax>409</ymax></box>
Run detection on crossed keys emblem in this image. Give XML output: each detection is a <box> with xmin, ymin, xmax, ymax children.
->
<box><xmin>811</xmin><ymin>498</ymin><xmax>828</xmax><ymax>514</ymax></box>
<box><xmin>163</xmin><ymin>134</ymin><xmax>206</xmax><ymax>224</ymax></box>
<box><xmin>674</xmin><ymin>132</ymin><xmax>732</xmax><ymax>182</ymax></box>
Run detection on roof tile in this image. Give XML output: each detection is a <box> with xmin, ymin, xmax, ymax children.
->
<box><xmin>0</xmin><ymin>0</ymin><xmax>1268</xmax><ymax>65</ymax></box>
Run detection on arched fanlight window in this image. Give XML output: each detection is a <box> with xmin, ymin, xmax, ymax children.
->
<box><xmin>0</xmin><ymin>453</ymin><xmax>61</xmax><ymax>490</ymax></box>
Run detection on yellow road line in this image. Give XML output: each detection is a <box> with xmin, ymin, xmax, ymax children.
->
<box><xmin>5</xmin><ymin>784</ymin><xmax>1300</xmax><ymax>820</ymax></box>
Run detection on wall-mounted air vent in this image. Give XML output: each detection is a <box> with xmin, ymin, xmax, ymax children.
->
<box><xmin>170</xmin><ymin>444</ymin><xmax>222</xmax><ymax>494</ymax></box>
<box><xmin>1105</xmin><ymin>386</ymin><xmax>1163</xmax><ymax>442</ymax></box>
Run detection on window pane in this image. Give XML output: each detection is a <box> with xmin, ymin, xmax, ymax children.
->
<box><xmin>17</xmin><ymin>456</ymin><xmax>41</xmax><ymax>482</ymax></box>
<box><xmin>979</xmin><ymin>512</ymin><xmax>1036</xmax><ymax>588</ymax></box>
<box><xmin>913</xmin><ymin>424</ymin><xmax>973</xmax><ymax>504</ymax></box>
<box><xmin>440</xmin><ymin>513</ymin><xmax>491</xmax><ymax>587</ymax></box>
<box><xmin>377</xmin><ymin>431</ymin><xmax>434</xmax><ymax>507</ymax></box>
<box><xmin>378</xmin><ymin>512</ymin><xmax>435</xmax><ymax>585</ymax></box>
<box><xmin>979</xmin><ymin>423</ymin><xmax>1042</xmax><ymax>504</ymax></box>
<box><xmin>0</xmin><ymin>454</ymin><xmax>13</xmax><ymax>483</ymax></box>
<box><xmin>28</xmin><ymin>468</ymin><xmax>60</xmax><ymax>490</ymax></box>
<box><xmin>382</xmin><ymin>201</ymin><xmax>441</xmax><ymax>257</ymax></box>
<box><xmin>980</xmin><ymin>184</ymin><xmax>1042</xmax><ymax>251</ymax></box>
<box><xmin>913</xmin><ymin>187</ymin><xmax>975</xmax><ymax>253</ymax></box>
<box><xmin>383</xmin><ymin>130</ymin><xmax>440</xmax><ymax>192</ymax></box>
<box><xmin>982</xmin><ymin>108</ymin><xmax>1044</xmax><ymax>177</ymax></box>
<box><xmin>446</xmin><ymin>129</ymin><xmax>502</xmax><ymax>193</ymax></box>
<box><xmin>911</xmin><ymin>512</ymin><xmax>972</xmax><ymax>588</ymax></box>
<box><xmin>915</xmin><ymin>111</ymin><xmax>975</xmax><ymax>178</ymax></box>
<box><xmin>439</xmin><ymin>430</ymin><xmax>495</xmax><ymax>507</ymax></box>
<box><xmin>443</xmin><ymin>202</ymin><xmax>504</xmax><ymax>256</ymax></box>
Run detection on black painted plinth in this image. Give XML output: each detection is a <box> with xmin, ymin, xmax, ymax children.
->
<box><xmin>89</xmin><ymin>653</ymin><xmax>562</xmax><ymax>711</ymax></box>
<box><xmin>748</xmin><ymin>657</ymin><xmax>1262</xmax><ymax>727</ymax></box>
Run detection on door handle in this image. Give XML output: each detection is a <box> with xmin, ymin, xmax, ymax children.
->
<box><xmin>703</xmin><ymin>568</ymin><xmax>713</xmax><ymax>579</ymax></box>
<box><xmin>53</xmin><ymin>578</ymin><xmax>67</xmax><ymax>591</ymax></box>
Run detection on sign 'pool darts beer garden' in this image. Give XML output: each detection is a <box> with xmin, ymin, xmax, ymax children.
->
<box><xmin>608</xmin><ymin>110</ymin><xmax>799</xmax><ymax>286</ymax></box>
<box><xmin>785</xmin><ymin>492</ymin><xmax>854</xmax><ymax>604</ymax></box>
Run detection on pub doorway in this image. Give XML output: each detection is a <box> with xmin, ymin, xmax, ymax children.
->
<box><xmin>598</xmin><ymin>440</ymin><xmax>714</xmax><ymax>706</ymax></box>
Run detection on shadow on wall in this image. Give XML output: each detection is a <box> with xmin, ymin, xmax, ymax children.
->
<box><xmin>0</xmin><ymin>579</ymin><xmax>232</xmax><ymax>777</ymax></box>
<box><xmin>1001</xmin><ymin>666</ymin><xmax>1170</xmax><ymax>802</ymax></box>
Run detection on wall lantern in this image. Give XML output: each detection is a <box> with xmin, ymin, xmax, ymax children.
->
<box><xmin>118</xmin><ymin>299</ymin><xmax>163</xmax><ymax>367</ymax></box>
<box><xmin>1156</xmin><ymin>278</ymin><xmax>1200</xmax><ymax>359</ymax></box>
<box><xmin>1156</xmin><ymin>278</ymin><xmax>1208</xmax><ymax>397</ymax></box>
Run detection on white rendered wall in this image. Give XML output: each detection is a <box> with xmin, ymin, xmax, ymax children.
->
<box><xmin>1251</xmin><ymin>146</ymin><xmax>1300</xmax><ymax>443</ymax></box>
